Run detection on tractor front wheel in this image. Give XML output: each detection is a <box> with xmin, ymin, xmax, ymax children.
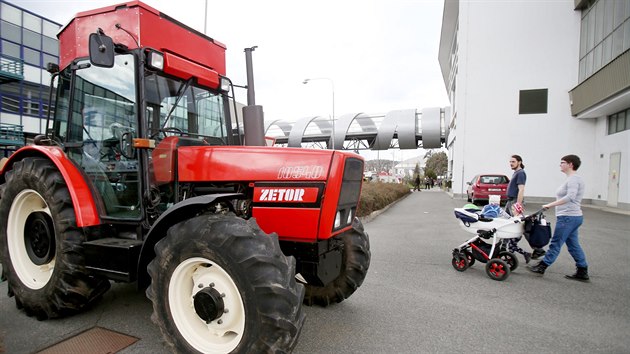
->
<box><xmin>303</xmin><ymin>218</ymin><xmax>371</xmax><ymax>307</ymax></box>
<box><xmin>0</xmin><ymin>157</ymin><xmax>110</xmax><ymax>319</ymax></box>
<box><xmin>147</xmin><ymin>213</ymin><xmax>305</xmax><ymax>353</ymax></box>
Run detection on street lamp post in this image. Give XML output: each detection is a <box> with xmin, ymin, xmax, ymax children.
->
<box><xmin>303</xmin><ymin>77</ymin><xmax>335</xmax><ymax>149</ymax></box>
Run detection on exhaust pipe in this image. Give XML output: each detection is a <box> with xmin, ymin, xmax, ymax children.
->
<box><xmin>243</xmin><ymin>46</ymin><xmax>265</xmax><ymax>146</ymax></box>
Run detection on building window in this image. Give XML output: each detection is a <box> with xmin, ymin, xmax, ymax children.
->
<box><xmin>22</xmin><ymin>28</ymin><xmax>41</xmax><ymax>50</ymax></box>
<box><xmin>23</xmin><ymin>47</ymin><xmax>39</xmax><ymax>66</ymax></box>
<box><xmin>0</xmin><ymin>3</ymin><xmax>22</xmax><ymax>26</ymax></box>
<box><xmin>519</xmin><ymin>89</ymin><xmax>548</xmax><ymax>114</ymax></box>
<box><xmin>22</xmin><ymin>83</ymin><xmax>42</xmax><ymax>117</ymax></box>
<box><xmin>1</xmin><ymin>20</ymin><xmax>21</xmax><ymax>43</ymax></box>
<box><xmin>23</xmin><ymin>12</ymin><xmax>41</xmax><ymax>33</ymax></box>
<box><xmin>42</xmin><ymin>36</ymin><xmax>57</xmax><ymax>55</ymax></box>
<box><xmin>0</xmin><ymin>94</ymin><xmax>20</xmax><ymax>113</ymax></box>
<box><xmin>1</xmin><ymin>39</ymin><xmax>20</xmax><ymax>58</ymax></box>
<box><xmin>0</xmin><ymin>82</ymin><xmax>21</xmax><ymax>113</ymax></box>
<box><xmin>0</xmin><ymin>81</ymin><xmax>52</xmax><ymax>118</ymax></box>
<box><xmin>42</xmin><ymin>53</ymin><xmax>58</xmax><ymax>67</ymax></box>
<box><xmin>579</xmin><ymin>0</ymin><xmax>630</xmax><ymax>82</ymax></box>
<box><xmin>608</xmin><ymin>108</ymin><xmax>629</xmax><ymax>135</ymax></box>
<box><xmin>42</xmin><ymin>20</ymin><xmax>58</xmax><ymax>38</ymax></box>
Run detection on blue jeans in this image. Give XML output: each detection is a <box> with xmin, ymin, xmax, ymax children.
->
<box><xmin>542</xmin><ymin>215</ymin><xmax>587</xmax><ymax>268</ymax></box>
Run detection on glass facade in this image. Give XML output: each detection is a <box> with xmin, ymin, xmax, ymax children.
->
<box><xmin>579</xmin><ymin>0</ymin><xmax>630</xmax><ymax>82</ymax></box>
<box><xmin>0</xmin><ymin>0</ymin><xmax>60</xmax><ymax>132</ymax></box>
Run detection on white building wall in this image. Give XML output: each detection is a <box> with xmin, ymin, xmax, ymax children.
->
<box><xmin>0</xmin><ymin>112</ymin><xmax>20</xmax><ymax>125</ymax></box>
<box><xmin>450</xmin><ymin>1</ymin><xmax>602</xmax><ymax>204</ymax></box>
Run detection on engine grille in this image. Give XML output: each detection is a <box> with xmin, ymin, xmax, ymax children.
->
<box><xmin>334</xmin><ymin>157</ymin><xmax>363</xmax><ymax>231</ymax></box>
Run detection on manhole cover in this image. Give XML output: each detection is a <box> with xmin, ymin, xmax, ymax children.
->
<box><xmin>37</xmin><ymin>326</ymin><xmax>138</xmax><ymax>354</ymax></box>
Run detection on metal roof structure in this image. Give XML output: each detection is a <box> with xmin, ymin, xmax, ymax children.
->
<box><xmin>264</xmin><ymin>107</ymin><xmax>448</xmax><ymax>150</ymax></box>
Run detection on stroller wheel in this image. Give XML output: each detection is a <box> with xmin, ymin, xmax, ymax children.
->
<box><xmin>464</xmin><ymin>250</ymin><xmax>475</xmax><ymax>267</ymax></box>
<box><xmin>485</xmin><ymin>259</ymin><xmax>510</xmax><ymax>281</ymax></box>
<box><xmin>451</xmin><ymin>253</ymin><xmax>469</xmax><ymax>272</ymax></box>
<box><xmin>498</xmin><ymin>251</ymin><xmax>519</xmax><ymax>271</ymax></box>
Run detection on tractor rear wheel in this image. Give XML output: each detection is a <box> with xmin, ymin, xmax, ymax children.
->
<box><xmin>147</xmin><ymin>213</ymin><xmax>305</xmax><ymax>353</ymax></box>
<box><xmin>0</xmin><ymin>157</ymin><xmax>110</xmax><ymax>319</ymax></box>
<box><xmin>303</xmin><ymin>218</ymin><xmax>371</xmax><ymax>307</ymax></box>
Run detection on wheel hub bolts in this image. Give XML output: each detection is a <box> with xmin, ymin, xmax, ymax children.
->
<box><xmin>193</xmin><ymin>286</ymin><xmax>225</xmax><ymax>324</ymax></box>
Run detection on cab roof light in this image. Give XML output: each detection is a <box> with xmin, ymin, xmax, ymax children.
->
<box><xmin>220</xmin><ymin>76</ymin><xmax>230</xmax><ymax>92</ymax></box>
<box><xmin>147</xmin><ymin>50</ymin><xmax>164</xmax><ymax>71</ymax></box>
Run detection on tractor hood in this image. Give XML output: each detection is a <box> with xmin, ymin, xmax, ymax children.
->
<box><xmin>174</xmin><ymin>145</ymin><xmax>340</xmax><ymax>182</ymax></box>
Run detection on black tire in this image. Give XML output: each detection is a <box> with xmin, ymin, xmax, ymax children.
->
<box><xmin>146</xmin><ymin>213</ymin><xmax>305</xmax><ymax>353</ymax></box>
<box><xmin>451</xmin><ymin>253</ymin><xmax>469</xmax><ymax>272</ymax></box>
<box><xmin>464</xmin><ymin>250</ymin><xmax>475</xmax><ymax>267</ymax></box>
<box><xmin>303</xmin><ymin>218</ymin><xmax>371</xmax><ymax>307</ymax></box>
<box><xmin>498</xmin><ymin>251</ymin><xmax>519</xmax><ymax>271</ymax></box>
<box><xmin>485</xmin><ymin>259</ymin><xmax>510</xmax><ymax>281</ymax></box>
<box><xmin>467</xmin><ymin>193</ymin><xmax>472</xmax><ymax>202</ymax></box>
<box><xmin>0</xmin><ymin>157</ymin><xmax>110</xmax><ymax>320</ymax></box>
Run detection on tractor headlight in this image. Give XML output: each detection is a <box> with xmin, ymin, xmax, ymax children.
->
<box><xmin>147</xmin><ymin>50</ymin><xmax>164</xmax><ymax>71</ymax></box>
<box><xmin>334</xmin><ymin>211</ymin><xmax>341</xmax><ymax>229</ymax></box>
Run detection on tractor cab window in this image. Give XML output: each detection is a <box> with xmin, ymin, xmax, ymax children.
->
<box><xmin>59</xmin><ymin>54</ymin><xmax>141</xmax><ymax>219</ymax></box>
<box><xmin>144</xmin><ymin>72</ymin><xmax>227</xmax><ymax>145</ymax></box>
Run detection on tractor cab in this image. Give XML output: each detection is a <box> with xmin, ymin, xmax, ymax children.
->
<box><xmin>46</xmin><ymin>2</ymin><xmax>235</xmax><ymax>221</ymax></box>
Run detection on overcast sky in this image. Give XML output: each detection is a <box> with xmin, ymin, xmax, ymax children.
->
<box><xmin>13</xmin><ymin>0</ymin><xmax>449</xmax><ymax>160</ymax></box>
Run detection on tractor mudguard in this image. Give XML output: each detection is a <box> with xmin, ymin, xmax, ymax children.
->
<box><xmin>137</xmin><ymin>193</ymin><xmax>244</xmax><ymax>289</ymax></box>
<box><xmin>0</xmin><ymin>146</ymin><xmax>100</xmax><ymax>227</ymax></box>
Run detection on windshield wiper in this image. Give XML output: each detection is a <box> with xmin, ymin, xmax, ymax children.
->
<box><xmin>160</xmin><ymin>77</ymin><xmax>193</xmax><ymax>130</ymax></box>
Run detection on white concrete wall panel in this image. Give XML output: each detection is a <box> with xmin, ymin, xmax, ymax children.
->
<box><xmin>0</xmin><ymin>113</ymin><xmax>21</xmax><ymax>125</ymax></box>
<box><xmin>447</xmin><ymin>1</ymin><xmax>611</xmax><ymax>205</ymax></box>
<box><xmin>22</xmin><ymin>116</ymin><xmax>41</xmax><ymax>134</ymax></box>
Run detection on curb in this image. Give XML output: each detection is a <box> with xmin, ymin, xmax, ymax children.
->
<box><xmin>581</xmin><ymin>203</ymin><xmax>630</xmax><ymax>216</ymax></box>
<box><xmin>359</xmin><ymin>191</ymin><xmax>413</xmax><ymax>224</ymax></box>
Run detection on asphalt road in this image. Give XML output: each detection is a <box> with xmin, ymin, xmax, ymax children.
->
<box><xmin>1</xmin><ymin>189</ymin><xmax>629</xmax><ymax>353</ymax></box>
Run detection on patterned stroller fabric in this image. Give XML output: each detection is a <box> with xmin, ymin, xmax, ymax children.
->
<box><xmin>481</xmin><ymin>204</ymin><xmax>501</xmax><ymax>218</ymax></box>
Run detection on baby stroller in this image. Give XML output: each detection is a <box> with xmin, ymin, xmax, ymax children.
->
<box><xmin>451</xmin><ymin>206</ymin><xmax>547</xmax><ymax>281</ymax></box>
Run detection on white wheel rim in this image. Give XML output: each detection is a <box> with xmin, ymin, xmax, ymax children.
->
<box><xmin>7</xmin><ymin>189</ymin><xmax>55</xmax><ymax>289</ymax></box>
<box><xmin>169</xmin><ymin>257</ymin><xmax>246</xmax><ymax>353</ymax></box>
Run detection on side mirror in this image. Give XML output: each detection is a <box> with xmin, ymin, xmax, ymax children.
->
<box><xmin>89</xmin><ymin>32</ymin><xmax>115</xmax><ymax>68</ymax></box>
<box><xmin>121</xmin><ymin>131</ymin><xmax>135</xmax><ymax>159</ymax></box>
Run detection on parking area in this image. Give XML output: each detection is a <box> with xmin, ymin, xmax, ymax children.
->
<box><xmin>1</xmin><ymin>189</ymin><xmax>629</xmax><ymax>353</ymax></box>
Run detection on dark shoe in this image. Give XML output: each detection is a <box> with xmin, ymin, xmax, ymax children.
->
<box><xmin>524</xmin><ymin>252</ymin><xmax>532</xmax><ymax>264</ymax></box>
<box><xmin>565</xmin><ymin>267</ymin><xmax>590</xmax><ymax>282</ymax></box>
<box><xmin>531</xmin><ymin>249</ymin><xmax>546</xmax><ymax>260</ymax></box>
<box><xmin>528</xmin><ymin>261</ymin><xmax>548</xmax><ymax>275</ymax></box>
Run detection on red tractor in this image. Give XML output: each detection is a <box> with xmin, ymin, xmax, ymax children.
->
<box><xmin>0</xmin><ymin>2</ymin><xmax>370</xmax><ymax>353</ymax></box>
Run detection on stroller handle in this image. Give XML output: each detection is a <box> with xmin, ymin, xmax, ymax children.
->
<box><xmin>519</xmin><ymin>208</ymin><xmax>546</xmax><ymax>222</ymax></box>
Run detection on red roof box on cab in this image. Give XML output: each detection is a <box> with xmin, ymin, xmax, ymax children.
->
<box><xmin>57</xmin><ymin>1</ymin><xmax>226</xmax><ymax>78</ymax></box>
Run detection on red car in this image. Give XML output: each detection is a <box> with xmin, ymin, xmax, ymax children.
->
<box><xmin>466</xmin><ymin>174</ymin><xmax>510</xmax><ymax>205</ymax></box>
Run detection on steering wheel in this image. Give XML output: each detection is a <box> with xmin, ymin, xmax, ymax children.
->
<box><xmin>150</xmin><ymin>127</ymin><xmax>185</xmax><ymax>139</ymax></box>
